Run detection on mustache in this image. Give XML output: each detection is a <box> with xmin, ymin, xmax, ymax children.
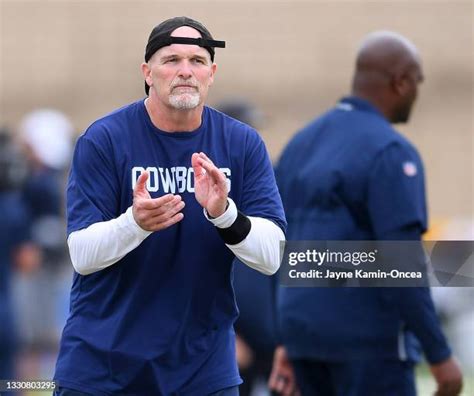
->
<box><xmin>170</xmin><ymin>79</ymin><xmax>199</xmax><ymax>89</ymax></box>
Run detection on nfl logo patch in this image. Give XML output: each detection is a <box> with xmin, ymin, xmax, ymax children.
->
<box><xmin>403</xmin><ymin>161</ymin><xmax>417</xmax><ymax>177</ymax></box>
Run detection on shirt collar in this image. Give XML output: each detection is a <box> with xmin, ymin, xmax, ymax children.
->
<box><xmin>337</xmin><ymin>96</ymin><xmax>386</xmax><ymax>120</ymax></box>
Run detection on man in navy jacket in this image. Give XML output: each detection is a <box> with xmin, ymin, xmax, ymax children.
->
<box><xmin>270</xmin><ymin>31</ymin><xmax>463</xmax><ymax>396</ymax></box>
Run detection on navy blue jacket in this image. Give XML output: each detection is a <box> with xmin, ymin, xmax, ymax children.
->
<box><xmin>0</xmin><ymin>192</ymin><xmax>30</xmax><ymax>356</ymax></box>
<box><xmin>275</xmin><ymin>97</ymin><xmax>451</xmax><ymax>364</ymax></box>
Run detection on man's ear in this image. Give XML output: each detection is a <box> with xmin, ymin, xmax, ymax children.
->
<box><xmin>208</xmin><ymin>63</ymin><xmax>217</xmax><ymax>86</ymax></box>
<box><xmin>391</xmin><ymin>72</ymin><xmax>409</xmax><ymax>96</ymax></box>
<box><xmin>141</xmin><ymin>62</ymin><xmax>153</xmax><ymax>88</ymax></box>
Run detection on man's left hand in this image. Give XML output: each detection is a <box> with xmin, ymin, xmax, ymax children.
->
<box><xmin>430</xmin><ymin>356</ymin><xmax>463</xmax><ymax>396</ymax></box>
<box><xmin>192</xmin><ymin>152</ymin><xmax>228</xmax><ymax>217</ymax></box>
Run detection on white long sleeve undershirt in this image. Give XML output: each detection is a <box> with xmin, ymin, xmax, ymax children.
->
<box><xmin>203</xmin><ymin>198</ymin><xmax>285</xmax><ymax>275</ymax></box>
<box><xmin>68</xmin><ymin>198</ymin><xmax>284</xmax><ymax>276</ymax></box>
<box><xmin>67</xmin><ymin>207</ymin><xmax>152</xmax><ymax>275</ymax></box>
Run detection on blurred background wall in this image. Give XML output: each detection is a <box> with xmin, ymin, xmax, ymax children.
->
<box><xmin>1</xmin><ymin>0</ymin><xmax>472</xmax><ymax>223</ymax></box>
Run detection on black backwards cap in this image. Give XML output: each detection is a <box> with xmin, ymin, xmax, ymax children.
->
<box><xmin>144</xmin><ymin>16</ymin><xmax>225</xmax><ymax>95</ymax></box>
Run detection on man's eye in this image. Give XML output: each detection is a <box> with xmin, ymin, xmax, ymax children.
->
<box><xmin>192</xmin><ymin>58</ymin><xmax>205</xmax><ymax>64</ymax></box>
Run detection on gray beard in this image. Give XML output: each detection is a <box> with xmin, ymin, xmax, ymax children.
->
<box><xmin>169</xmin><ymin>93</ymin><xmax>200</xmax><ymax>110</ymax></box>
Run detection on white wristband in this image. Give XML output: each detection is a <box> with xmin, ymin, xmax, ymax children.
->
<box><xmin>203</xmin><ymin>198</ymin><xmax>238</xmax><ymax>228</ymax></box>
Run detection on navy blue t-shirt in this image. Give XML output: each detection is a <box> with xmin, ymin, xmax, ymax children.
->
<box><xmin>54</xmin><ymin>100</ymin><xmax>286</xmax><ymax>395</ymax></box>
<box><xmin>276</xmin><ymin>97</ymin><xmax>450</xmax><ymax>364</ymax></box>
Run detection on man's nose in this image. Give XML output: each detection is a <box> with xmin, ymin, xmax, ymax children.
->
<box><xmin>177</xmin><ymin>60</ymin><xmax>193</xmax><ymax>79</ymax></box>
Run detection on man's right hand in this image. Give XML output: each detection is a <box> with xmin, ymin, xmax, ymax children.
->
<box><xmin>268</xmin><ymin>346</ymin><xmax>300</xmax><ymax>396</ymax></box>
<box><xmin>132</xmin><ymin>171</ymin><xmax>185</xmax><ymax>231</ymax></box>
<box><xmin>430</xmin><ymin>356</ymin><xmax>463</xmax><ymax>396</ymax></box>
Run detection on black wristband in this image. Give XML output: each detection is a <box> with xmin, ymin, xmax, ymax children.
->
<box><xmin>217</xmin><ymin>211</ymin><xmax>251</xmax><ymax>245</ymax></box>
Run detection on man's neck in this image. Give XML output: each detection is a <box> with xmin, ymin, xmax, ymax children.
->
<box><xmin>145</xmin><ymin>97</ymin><xmax>203</xmax><ymax>132</ymax></box>
<box><xmin>351</xmin><ymin>90</ymin><xmax>392</xmax><ymax>122</ymax></box>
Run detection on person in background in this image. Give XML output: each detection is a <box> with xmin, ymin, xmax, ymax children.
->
<box><xmin>270</xmin><ymin>31</ymin><xmax>463</xmax><ymax>396</ymax></box>
<box><xmin>217</xmin><ymin>100</ymin><xmax>278</xmax><ymax>396</ymax></box>
<box><xmin>0</xmin><ymin>130</ymin><xmax>40</xmax><ymax>393</ymax></box>
<box><xmin>14</xmin><ymin>109</ymin><xmax>74</xmax><ymax>350</ymax></box>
